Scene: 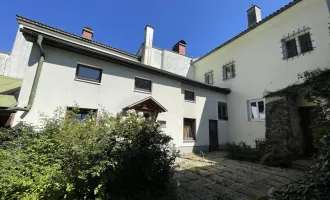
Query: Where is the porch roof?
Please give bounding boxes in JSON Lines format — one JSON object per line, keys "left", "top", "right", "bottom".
{"left": 122, "top": 96, "right": 167, "bottom": 113}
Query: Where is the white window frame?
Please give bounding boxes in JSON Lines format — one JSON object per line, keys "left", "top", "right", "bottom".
{"left": 247, "top": 98, "right": 265, "bottom": 121}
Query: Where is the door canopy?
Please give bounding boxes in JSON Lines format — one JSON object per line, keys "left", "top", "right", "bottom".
{"left": 122, "top": 96, "right": 167, "bottom": 113}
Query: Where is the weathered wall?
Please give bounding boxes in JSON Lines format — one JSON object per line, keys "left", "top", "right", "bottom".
{"left": 265, "top": 97, "right": 303, "bottom": 156}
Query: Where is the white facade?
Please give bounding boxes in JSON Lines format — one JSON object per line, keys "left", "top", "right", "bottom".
{"left": 12, "top": 41, "right": 227, "bottom": 152}
{"left": 193, "top": 0, "right": 330, "bottom": 146}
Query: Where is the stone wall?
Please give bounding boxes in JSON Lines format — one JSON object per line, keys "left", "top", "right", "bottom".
{"left": 265, "top": 97, "right": 304, "bottom": 156}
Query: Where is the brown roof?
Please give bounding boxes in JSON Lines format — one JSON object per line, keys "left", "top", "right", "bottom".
{"left": 193, "top": 0, "right": 302, "bottom": 63}
{"left": 16, "top": 15, "right": 138, "bottom": 59}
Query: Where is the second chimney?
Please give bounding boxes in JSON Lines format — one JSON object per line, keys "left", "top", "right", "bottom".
{"left": 82, "top": 26, "right": 94, "bottom": 40}
{"left": 172, "top": 40, "right": 187, "bottom": 55}
{"left": 247, "top": 5, "right": 261, "bottom": 27}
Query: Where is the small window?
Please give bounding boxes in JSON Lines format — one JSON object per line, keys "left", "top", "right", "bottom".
{"left": 184, "top": 90, "right": 195, "bottom": 102}
{"left": 285, "top": 38, "right": 298, "bottom": 59}
{"left": 76, "top": 64, "right": 102, "bottom": 83}
{"left": 204, "top": 71, "right": 214, "bottom": 85}
{"left": 183, "top": 118, "right": 196, "bottom": 140}
{"left": 299, "top": 33, "right": 313, "bottom": 53}
{"left": 135, "top": 77, "right": 152, "bottom": 92}
{"left": 158, "top": 120, "right": 166, "bottom": 128}
{"left": 248, "top": 99, "right": 265, "bottom": 120}
{"left": 218, "top": 102, "right": 228, "bottom": 120}
{"left": 222, "top": 62, "right": 236, "bottom": 81}
{"left": 67, "top": 107, "right": 97, "bottom": 122}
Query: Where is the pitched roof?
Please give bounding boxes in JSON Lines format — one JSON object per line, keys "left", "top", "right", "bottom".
{"left": 16, "top": 15, "right": 138, "bottom": 59}
{"left": 123, "top": 96, "right": 167, "bottom": 112}
{"left": 0, "top": 76, "right": 22, "bottom": 94}
{"left": 193, "top": 0, "right": 302, "bottom": 63}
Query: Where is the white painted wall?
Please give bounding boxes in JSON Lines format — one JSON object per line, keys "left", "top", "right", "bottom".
{"left": 0, "top": 52, "right": 10, "bottom": 76}
{"left": 194, "top": 0, "right": 330, "bottom": 147}
{"left": 13, "top": 45, "right": 227, "bottom": 152}
{"left": 5, "top": 26, "right": 33, "bottom": 79}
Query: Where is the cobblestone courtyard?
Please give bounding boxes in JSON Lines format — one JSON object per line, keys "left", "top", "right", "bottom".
{"left": 175, "top": 152, "right": 305, "bottom": 200}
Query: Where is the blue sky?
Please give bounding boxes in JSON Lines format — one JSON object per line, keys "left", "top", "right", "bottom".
{"left": 0, "top": 0, "right": 291, "bottom": 58}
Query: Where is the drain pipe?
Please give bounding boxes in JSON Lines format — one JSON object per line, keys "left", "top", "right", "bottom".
{"left": 6, "top": 35, "right": 44, "bottom": 112}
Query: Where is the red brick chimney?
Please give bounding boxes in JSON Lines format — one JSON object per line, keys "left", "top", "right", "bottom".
{"left": 82, "top": 26, "right": 94, "bottom": 40}
{"left": 172, "top": 40, "right": 186, "bottom": 55}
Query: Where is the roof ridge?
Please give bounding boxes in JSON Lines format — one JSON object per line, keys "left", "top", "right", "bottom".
{"left": 193, "top": 0, "right": 302, "bottom": 63}
{"left": 16, "top": 15, "right": 138, "bottom": 58}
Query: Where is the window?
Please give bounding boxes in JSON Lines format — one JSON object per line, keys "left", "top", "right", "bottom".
{"left": 218, "top": 102, "right": 228, "bottom": 120}
{"left": 76, "top": 64, "right": 102, "bottom": 83}
{"left": 204, "top": 71, "right": 214, "bottom": 85}
{"left": 158, "top": 120, "right": 166, "bottom": 128}
{"left": 184, "top": 90, "right": 195, "bottom": 102}
{"left": 135, "top": 77, "right": 152, "bottom": 92}
{"left": 67, "top": 107, "right": 97, "bottom": 122}
{"left": 285, "top": 38, "right": 298, "bottom": 59}
{"left": 299, "top": 33, "right": 313, "bottom": 53}
{"left": 281, "top": 27, "right": 314, "bottom": 60}
{"left": 183, "top": 118, "right": 196, "bottom": 140}
{"left": 222, "top": 61, "right": 236, "bottom": 80}
{"left": 248, "top": 99, "right": 265, "bottom": 120}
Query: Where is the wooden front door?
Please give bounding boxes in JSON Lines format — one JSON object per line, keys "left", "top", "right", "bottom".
{"left": 209, "top": 120, "right": 219, "bottom": 151}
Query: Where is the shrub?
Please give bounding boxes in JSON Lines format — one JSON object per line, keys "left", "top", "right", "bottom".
{"left": 0, "top": 108, "right": 178, "bottom": 200}
{"left": 226, "top": 142, "right": 264, "bottom": 163}
{"left": 260, "top": 151, "right": 292, "bottom": 168}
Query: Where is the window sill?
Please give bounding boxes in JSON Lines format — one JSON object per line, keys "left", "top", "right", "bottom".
{"left": 249, "top": 119, "right": 265, "bottom": 122}
{"left": 183, "top": 140, "right": 196, "bottom": 143}
{"left": 134, "top": 89, "right": 151, "bottom": 94}
{"left": 74, "top": 78, "right": 101, "bottom": 85}
{"left": 184, "top": 100, "right": 195, "bottom": 103}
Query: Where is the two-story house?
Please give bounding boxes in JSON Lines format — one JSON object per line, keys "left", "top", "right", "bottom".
{"left": 1, "top": 0, "right": 329, "bottom": 153}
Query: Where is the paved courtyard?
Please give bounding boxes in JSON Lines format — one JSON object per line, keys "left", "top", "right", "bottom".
{"left": 175, "top": 152, "right": 305, "bottom": 200}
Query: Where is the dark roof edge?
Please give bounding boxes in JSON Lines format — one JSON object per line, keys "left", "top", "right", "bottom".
{"left": 193, "top": 0, "right": 302, "bottom": 64}
{"left": 0, "top": 51, "right": 11, "bottom": 55}
{"left": 16, "top": 15, "right": 139, "bottom": 59}
{"left": 21, "top": 28, "right": 230, "bottom": 94}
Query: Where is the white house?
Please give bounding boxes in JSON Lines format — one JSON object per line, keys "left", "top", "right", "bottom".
{"left": 2, "top": 0, "right": 329, "bottom": 153}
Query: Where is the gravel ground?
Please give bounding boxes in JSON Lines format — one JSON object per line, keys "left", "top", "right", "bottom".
{"left": 174, "top": 151, "right": 305, "bottom": 200}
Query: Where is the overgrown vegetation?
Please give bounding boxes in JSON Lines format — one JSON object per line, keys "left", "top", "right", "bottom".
{"left": 226, "top": 142, "right": 264, "bottom": 163}
{"left": 266, "top": 69, "right": 330, "bottom": 200}
{"left": 0, "top": 109, "right": 178, "bottom": 200}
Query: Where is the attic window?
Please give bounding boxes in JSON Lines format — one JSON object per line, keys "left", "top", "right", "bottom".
{"left": 222, "top": 61, "right": 236, "bottom": 81}
{"left": 204, "top": 71, "right": 214, "bottom": 85}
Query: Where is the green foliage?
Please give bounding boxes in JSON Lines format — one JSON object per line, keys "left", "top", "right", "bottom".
{"left": 260, "top": 151, "right": 292, "bottom": 168}
{"left": 226, "top": 142, "right": 264, "bottom": 163}
{"left": 267, "top": 69, "right": 330, "bottom": 200}
{"left": 0, "top": 108, "right": 178, "bottom": 200}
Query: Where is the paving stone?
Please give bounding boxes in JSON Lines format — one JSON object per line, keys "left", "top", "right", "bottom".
{"left": 176, "top": 152, "right": 305, "bottom": 200}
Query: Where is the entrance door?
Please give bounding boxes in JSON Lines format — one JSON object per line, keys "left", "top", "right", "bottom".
{"left": 299, "top": 107, "right": 318, "bottom": 156}
{"left": 209, "top": 120, "right": 219, "bottom": 151}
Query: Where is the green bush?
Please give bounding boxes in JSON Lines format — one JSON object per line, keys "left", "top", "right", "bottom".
{"left": 260, "top": 151, "right": 292, "bottom": 168}
{"left": 226, "top": 142, "right": 264, "bottom": 163}
{"left": 0, "top": 108, "right": 178, "bottom": 200}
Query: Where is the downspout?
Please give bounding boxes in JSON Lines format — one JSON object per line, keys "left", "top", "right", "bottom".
{"left": 6, "top": 35, "right": 44, "bottom": 112}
